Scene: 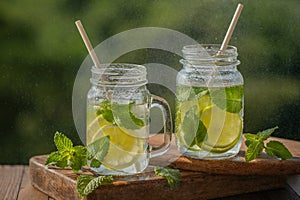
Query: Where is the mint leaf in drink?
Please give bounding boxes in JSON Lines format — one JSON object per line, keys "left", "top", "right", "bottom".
{"left": 244, "top": 126, "right": 293, "bottom": 162}
{"left": 54, "top": 132, "right": 73, "bottom": 153}
{"left": 112, "top": 102, "right": 145, "bottom": 129}
{"left": 129, "top": 110, "right": 145, "bottom": 127}
{"left": 77, "top": 174, "right": 113, "bottom": 197}
{"left": 154, "top": 166, "right": 181, "bottom": 190}
{"left": 181, "top": 106, "right": 198, "bottom": 147}
{"left": 265, "top": 141, "right": 293, "bottom": 160}
{"left": 195, "top": 121, "right": 207, "bottom": 147}
{"left": 210, "top": 85, "right": 243, "bottom": 113}
{"left": 96, "top": 101, "right": 115, "bottom": 124}
{"left": 87, "top": 136, "right": 110, "bottom": 166}
{"left": 245, "top": 140, "right": 264, "bottom": 162}
{"left": 224, "top": 85, "right": 243, "bottom": 113}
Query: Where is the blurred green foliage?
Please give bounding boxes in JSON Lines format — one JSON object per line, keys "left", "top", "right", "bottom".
{"left": 0, "top": 0, "right": 299, "bottom": 164}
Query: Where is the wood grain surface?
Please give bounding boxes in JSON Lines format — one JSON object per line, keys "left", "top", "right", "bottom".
{"left": 0, "top": 165, "right": 24, "bottom": 200}
{"left": 28, "top": 157, "right": 285, "bottom": 200}
{"left": 172, "top": 137, "right": 300, "bottom": 175}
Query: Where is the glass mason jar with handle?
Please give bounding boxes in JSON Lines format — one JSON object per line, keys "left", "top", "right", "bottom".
{"left": 176, "top": 44, "right": 244, "bottom": 159}
{"left": 87, "top": 63, "right": 172, "bottom": 175}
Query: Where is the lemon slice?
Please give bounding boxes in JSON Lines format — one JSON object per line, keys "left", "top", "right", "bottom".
{"left": 200, "top": 105, "right": 242, "bottom": 152}
{"left": 87, "top": 116, "right": 144, "bottom": 170}
{"left": 101, "top": 126, "right": 144, "bottom": 170}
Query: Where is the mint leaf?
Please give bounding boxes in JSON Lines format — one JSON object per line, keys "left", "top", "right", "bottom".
{"left": 210, "top": 85, "right": 243, "bottom": 113}
{"left": 244, "top": 126, "right": 292, "bottom": 162}
{"left": 45, "top": 151, "right": 61, "bottom": 166}
{"left": 46, "top": 132, "right": 87, "bottom": 172}
{"left": 245, "top": 140, "right": 264, "bottom": 162}
{"left": 90, "top": 159, "right": 102, "bottom": 168}
{"left": 69, "top": 146, "right": 87, "bottom": 172}
{"left": 244, "top": 133, "right": 257, "bottom": 141}
{"left": 96, "top": 101, "right": 114, "bottom": 123}
{"left": 244, "top": 133, "right": 256, "bottom": 147}
{"left": 223, "top": 85, "right": 243, "bottom": 113}
{"left": 257, "top": 126, "right": 279, "bottom": 141}
{"left": 181, "top": 106, "right": 198, "bottom": 147}
{"left": 195, "top": 121, "right": 207, "bottom": 146}
{"left": 265, "top": 141, "right": 293, "bottom": 160}
{"left": 129, "top": 110, "right": 145, "bottom": 127}
{"left": 54, "top": 132, "right": 73, "bottom": 153}
{"left": 154, "top": 166, "right": 181, "bottom": 190}
{"left": 112, "top": 103, "right": 145, "bottom": 129}
{"left": 77, "top": 175, "right": 113, "bottom": 197}
{"left": 87, "top": 136, "right": 110, "bottom": 164}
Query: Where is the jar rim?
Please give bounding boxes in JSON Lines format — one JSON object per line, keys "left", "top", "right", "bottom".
{"left": 90, "top": 63, "right": 148, "bottom": 86}
{"left": 182, "top": 44, "right": 237, "bottom": 56}
{"left": 181, "top": 44, "right": 239, "bottom": 66}
{"left": 91, "top": 63, "right": 146, "bottom": 75}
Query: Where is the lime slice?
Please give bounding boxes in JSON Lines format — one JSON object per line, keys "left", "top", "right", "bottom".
{"left": 200, "top": 105, "right": 242, "bottom": 153}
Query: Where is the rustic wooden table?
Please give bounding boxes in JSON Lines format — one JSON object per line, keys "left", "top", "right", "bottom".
{"left": 1, "top": 136, "right": 300, "bottom": 200}
{"left": 1, "top": 165, "right": 299, "bottom": 200}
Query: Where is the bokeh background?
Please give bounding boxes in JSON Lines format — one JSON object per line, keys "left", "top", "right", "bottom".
{"left": 0, "top": 0, "right": 299, "bottom": 164}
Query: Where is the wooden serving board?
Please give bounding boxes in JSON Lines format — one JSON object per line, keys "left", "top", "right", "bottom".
{"left": 29, "top": 137, "right": 300, "bottom": 200}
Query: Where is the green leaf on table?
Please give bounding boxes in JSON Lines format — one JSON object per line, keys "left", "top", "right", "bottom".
{"left": 77, "top": 174, "right": 113, "bottom": 197}
{"left": 90, "top": 158, "right": 102, "bottom": 168}
{"left": 87, "top": 136, "right": 110, "bottom": 165}
{"left": 245, "top": 140, "right": 264, "bottom": 162}
{"left": 54, "top": 132, "right": 73, "bottom": 153}
{"left": 69, "top": 146, "right": 87, "bottom": 172}
{"left": 154, "top": 166, "right": 181, "bottom": 190}
{"left": 244, "top": 126, "right": 292, "bottom": 162}
{"left": 257, "top": 126, "right": 279, "bottom": 141}
{"left": 265, "top": 140, "right": 293, "bottom": 160}
{"left": 46, "top": 132, "right": 87, "bottom": 172}
{"left": 45, "top": 151, "right": 61, "bottom": 166}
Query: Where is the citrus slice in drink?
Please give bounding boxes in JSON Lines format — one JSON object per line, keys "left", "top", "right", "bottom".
{"left": 87, "top": 117, "right": 144, "bottom": 170}
{"left": 102, "top": 125, "right": 144, "bottom": 170}
{"left": 200, "top": 105, "right": 242, "bottom": 153}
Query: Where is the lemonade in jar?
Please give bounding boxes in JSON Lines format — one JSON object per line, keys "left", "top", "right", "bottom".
{"left": 176, "top": 44, "right": 244, "bottom": 159}
{"left": 87, "top": 63, "right": 172, "bottom": 174}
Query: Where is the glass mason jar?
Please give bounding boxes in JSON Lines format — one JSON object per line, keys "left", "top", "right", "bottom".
{"left": 86, "top": 63, "right": 172, "bottom": 175}
{"left": 175, "top": 44, "right": 244, "bottom": 159}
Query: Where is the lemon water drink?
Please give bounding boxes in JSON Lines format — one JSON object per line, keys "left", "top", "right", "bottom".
{"left": 176, "top": 44, "right": 244, "bottom": 159}
{"left": 87, "top": 100, "right": 149, "bottom": 174}
{"left": 176, "top": 84, "right": 243, "bottom": 159}
{"left": 86, "top": 63, "right": 172, "bottom": 174}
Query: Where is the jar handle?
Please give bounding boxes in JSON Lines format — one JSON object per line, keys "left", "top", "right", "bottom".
{"left": 149, "top": 95, "right": 172, "bottom": 157}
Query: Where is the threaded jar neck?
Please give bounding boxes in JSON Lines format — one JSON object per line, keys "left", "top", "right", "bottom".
{"left": 90, "top": 63, "right": 148, "bottom": 87}
{"left": 181, "top": 44, "right": 240, "bottom": 68}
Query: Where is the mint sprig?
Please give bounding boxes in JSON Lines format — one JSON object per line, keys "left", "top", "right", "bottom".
{"left": 245, "top": 126, "right": 293, "bottom": 162}
{"left": 46, "top": 133, "right": 183, "bottom": 197}
{"left": 45, "top": 132, "right": 87, "bottom": 172}
{"left": 77, "top": 175, "right": 113, "bottom": 198}
{"left": 154, "top": 166, "right": 181, "bottom": 190}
